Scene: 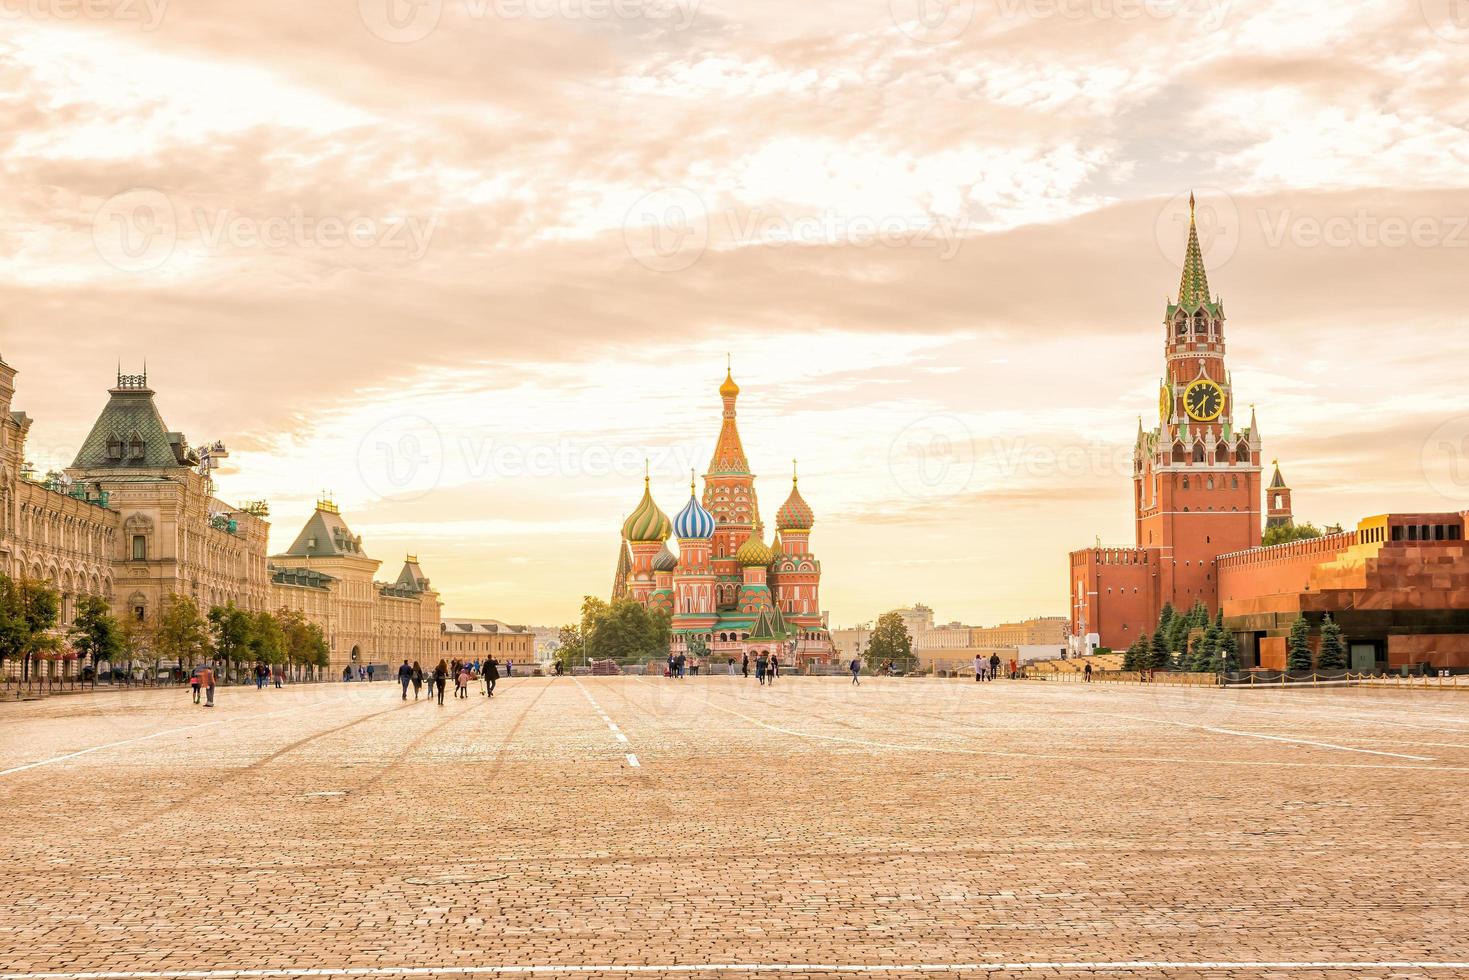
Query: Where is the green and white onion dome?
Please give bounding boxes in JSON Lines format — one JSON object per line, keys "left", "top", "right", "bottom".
{"left": 622, "top": 478, "right": 672, "bottom": 543}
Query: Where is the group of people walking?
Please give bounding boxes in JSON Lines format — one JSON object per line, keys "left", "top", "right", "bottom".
{"left": 396, "top": 658, "right": 503, "bottom": 705}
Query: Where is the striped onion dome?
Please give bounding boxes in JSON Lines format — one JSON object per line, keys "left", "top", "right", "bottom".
{"left": 672, "top": 480, "right": 716, "bottom": 540}
{"left": 621, "top": 477, "right": 671, "bottom": 543}
{"left": 736, "top": 525, "right": 774, "bottom": 567}
{"left": 651, "top": 543, "right": 679, "bottom": 573}
{"left": 775, "top": 474, "right": 814, "bottom": 531}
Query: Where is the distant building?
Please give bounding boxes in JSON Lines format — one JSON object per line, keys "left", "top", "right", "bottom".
{"left": 438, "top": 618, "right": 536, "bottom": 668}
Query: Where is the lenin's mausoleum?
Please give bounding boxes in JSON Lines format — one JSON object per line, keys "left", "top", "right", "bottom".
{"left": 1070, "top": 197, "right": 1469, "bottom": 673}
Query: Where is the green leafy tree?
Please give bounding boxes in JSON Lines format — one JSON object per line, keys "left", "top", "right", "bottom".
{"left": 248, "top": 611, "right": 286, "bottom": 666}
{"left": 208, "top": 602, "right": 253, "bottom": 681}
{"left": 1263, "top": 522, "right": 1325, "bottom": 547}
{"left": 69, "top": 595, "right": 124, "bottom": 680}
{"left": 584, "top": 599, "right": 668, "bottom": 663}
{"left": 277, "top": 609, "right": 328, "bottom": 679}
{"left": 154, "top": 595, "right": 212, "bottom": 672}
{"left": 864, "top": 611, "right": 913, "bottom": 672}
{"left": 556, "top": 623, "right": 583, "bottom": 668}
{"left": 1286, "top": 614, "right": 1313, "bottom": 671}
{"left": 0, "top": 576, "right": 62, "bottom": 678}
{"left": 1317, "top": 614, "right": 1347, "bottom": 671}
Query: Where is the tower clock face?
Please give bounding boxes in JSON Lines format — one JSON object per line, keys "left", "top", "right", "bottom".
{"left": 1183, "top": 379, "right": 1225, "bottom": 422}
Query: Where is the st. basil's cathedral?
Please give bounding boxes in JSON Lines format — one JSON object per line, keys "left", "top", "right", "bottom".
{"left": 612, "top": 368, "right": 835, "bottom": 664}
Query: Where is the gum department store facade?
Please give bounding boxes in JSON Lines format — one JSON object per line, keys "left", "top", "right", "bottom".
{"left": 0, "top": 351, "right": 529, "bottom": 672}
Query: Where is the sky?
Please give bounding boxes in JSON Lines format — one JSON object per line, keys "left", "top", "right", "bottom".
{"left": 2, "top": 0, "right": 1468, "bottom": 629}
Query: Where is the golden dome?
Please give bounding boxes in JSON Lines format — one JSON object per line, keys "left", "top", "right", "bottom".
{"left": 720, "top": 367, "right": 740, "bottom": 399}
{"left": 736, "top": 525, "right": 773, "bottom": 567}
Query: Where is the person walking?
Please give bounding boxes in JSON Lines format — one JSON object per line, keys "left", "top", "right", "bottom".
{"left": 273, "top": 664, "right": 284, "bottom": 688}
{"left": 199, "top": 663, "right": 217, "bottom": 707}
{"left": 1084, "top": 660, "right": 1093, "bottom": 683}
{"left": 484, "top": 657, "right": 500, "bottom": 698}
{"left": 727, "top": 657, "right": 736, "bottom": 676}
{"left": 768, "top": 652, "right": 780, "bottom": 684}
{"left": 974, "top": 654, "right": 984, "bottom": 683}
{"left": 989, "top": 653, "right": 1001, "bottom": 682}
{"left": 432, "top": 660, "right": 448, "bottom": 705}
{"left": 189, "top": 667, "right": 202, "bottom": 704}
{"left": 754, "top": 652, "right": 768, "bottom": 686}
{"left": 741, "top": 653, "right": 750, "bottom": 679}
{"left": 366, "top": 664, "right": 375, "bottom": 683}
{"left": 411, "top": 661, "right": 424, "bottom": 700}
{"left": 398, "top": 660, "right": 413, "bottom": 700}
{"left": 849, "top": 657, "right": 861, "bottom": 686}
{"left": 456, "top": 664, "right": 471, "bottom": 699}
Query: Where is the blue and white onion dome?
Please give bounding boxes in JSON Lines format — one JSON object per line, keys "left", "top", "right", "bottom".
{"left": 672, "top": 477, "right": 716, "bottom": 540}
{"left": 651, "top": 543, "right": 679, "bottom": 573}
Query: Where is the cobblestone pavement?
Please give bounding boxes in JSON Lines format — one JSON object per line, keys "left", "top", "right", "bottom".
{"left": 1, "top": 676, "right": 1466, "bottom": 979}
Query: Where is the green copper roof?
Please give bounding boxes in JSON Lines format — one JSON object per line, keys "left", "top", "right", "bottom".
{"left": 281, "top": 505, "right": 367, "bottom": 558}
{"left": 72, "top": 382, "right": 190, "bottom": 470}
{"left": 1170, "top": 193, "right": 1223, "bottom": 316}
{"left": 622, "top": 477, "right": 672, "bottom": 543}
{"left": 748, "top": 606, "right": 789, "bottom": 643}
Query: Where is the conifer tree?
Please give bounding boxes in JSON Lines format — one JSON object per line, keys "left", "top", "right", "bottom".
{"left": 1317, "top": 614, "right": 1347, "bottom": 671}
{"left": 1148, "top": 629, "right": 1172, "bottom": 671}
{"left": 1122, "top": 637, "right": 1141, "bottom": 672}
{"left": 1285, "top": 615, "right": 1313, "bottom": 671}
{"left": 1218, "top": 627, "right": 1240, "bottom": 673}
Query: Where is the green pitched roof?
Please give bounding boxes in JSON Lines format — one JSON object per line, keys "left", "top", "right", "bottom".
{"left": 281, "top": 505, "right": 367, "bottom": 558}
{"left": 748, "top": 606, "right": 789, "bottom": 643}
{"left": 1169, "top": 191, "right": 1216, "bottom": 314}
{"left": 72, "top": 383, "right": 190, "bottom": 470}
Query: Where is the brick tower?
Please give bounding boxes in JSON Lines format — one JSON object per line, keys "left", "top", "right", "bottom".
{"left": 1070, "top": 194, "right": 1265, "bottom": 651}
{"left": 1266, "top": 461, "right": 1293, "bottom": 530}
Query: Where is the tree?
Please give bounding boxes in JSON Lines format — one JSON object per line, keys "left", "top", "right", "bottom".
{"left": 69, "top": 595, "right": 124, "bottom": 681}
{"left": 0, "top": 576, "right": 62, "bottom": 679}
{"left": 208, "top": 602, "right": 253, "bottom": 681}
{"left": 1286, "top": 614, "right": 1313, "bottom": 671}
{"left": 277, "top": 609, "right": 328, "bottom": 678}
{"left": 1263, "top": 522, "right": 1325, "bottom": 547}
{"left": 584, "top": 599, "right": 667, "bottom": 663}
{"left": 154, "top": 596, "right": 212, "bottom": 672}
{"left": 1122, "top": 636, "right": 1142, "bottom": 671}
{"left": 1148, "top": 628, "right": 1172, "bottom": 671}
{"left": 1188, "top": 621, "right": 1220, "bottom": 673}
{"left": 865, "top": 611, "right": 913, "bottom": 671}
{"left": 248, "top": 611, "right": 286, "bottom": 667}
{"left": 556, "top": 623, "right": 583, "bottom": 667}
{"left": 1317, "top": 614, "right": 1347, "bottom": 671}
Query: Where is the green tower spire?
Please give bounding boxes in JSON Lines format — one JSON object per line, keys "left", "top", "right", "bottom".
{"left": 1176, "top": 191, "right": 1211, "bottom": 310}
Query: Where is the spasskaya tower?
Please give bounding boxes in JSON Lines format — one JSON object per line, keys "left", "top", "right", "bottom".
{"left": 1070, "top": 194, "right": 1264, "bottom": 652}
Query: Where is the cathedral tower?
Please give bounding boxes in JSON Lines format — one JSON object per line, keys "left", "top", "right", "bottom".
{"left": 1266, "top": 461, "right": 1294, "bottom": 530}
{"left": 703, "top": 365, "right": 759, "bottom": 608}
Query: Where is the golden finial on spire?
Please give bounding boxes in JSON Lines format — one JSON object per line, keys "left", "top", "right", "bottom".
{"left": 644, "top": 458, "right": 650, "bottom": 487}
{"left": 792, "top": 458, "right": 798, "bottom": 485}
{"left": 689, "top": 468, "right": 696, "bottom": 495}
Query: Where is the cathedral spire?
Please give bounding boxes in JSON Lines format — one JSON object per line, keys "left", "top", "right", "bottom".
{"left": 1177, "top": 191, "right": 1212, "bottom": 310}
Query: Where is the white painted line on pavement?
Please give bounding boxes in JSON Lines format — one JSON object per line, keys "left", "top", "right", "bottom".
{"left": 1099, "top": 712, "right": 1436, "bottom": 761}
{"left": 0, "top": 698, "right": 334, "bottom": 779}
{"left": 4, "top": 960, "right": 1468, "bottom": 977}
{"left": 625, "top": 754, "right": 640, "bottom": 767}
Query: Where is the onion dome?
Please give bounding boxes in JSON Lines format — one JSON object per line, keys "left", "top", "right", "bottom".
{"left": 775, "top": 466, "right": 814, "bottom": 531}
{"left": 720, "top": 365, "right": 740, "bottom": 399}
{"left": 622, "top": 475, "right": 671, "bottom": 543}
{"left": 736, "top": 524, "right": 773, "bottom": 567}
{"left": 672, "top": 475, "right": 716, "bottom": 540}
{"left": 651, "top": 543, "right": 679, "bottom": 573}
